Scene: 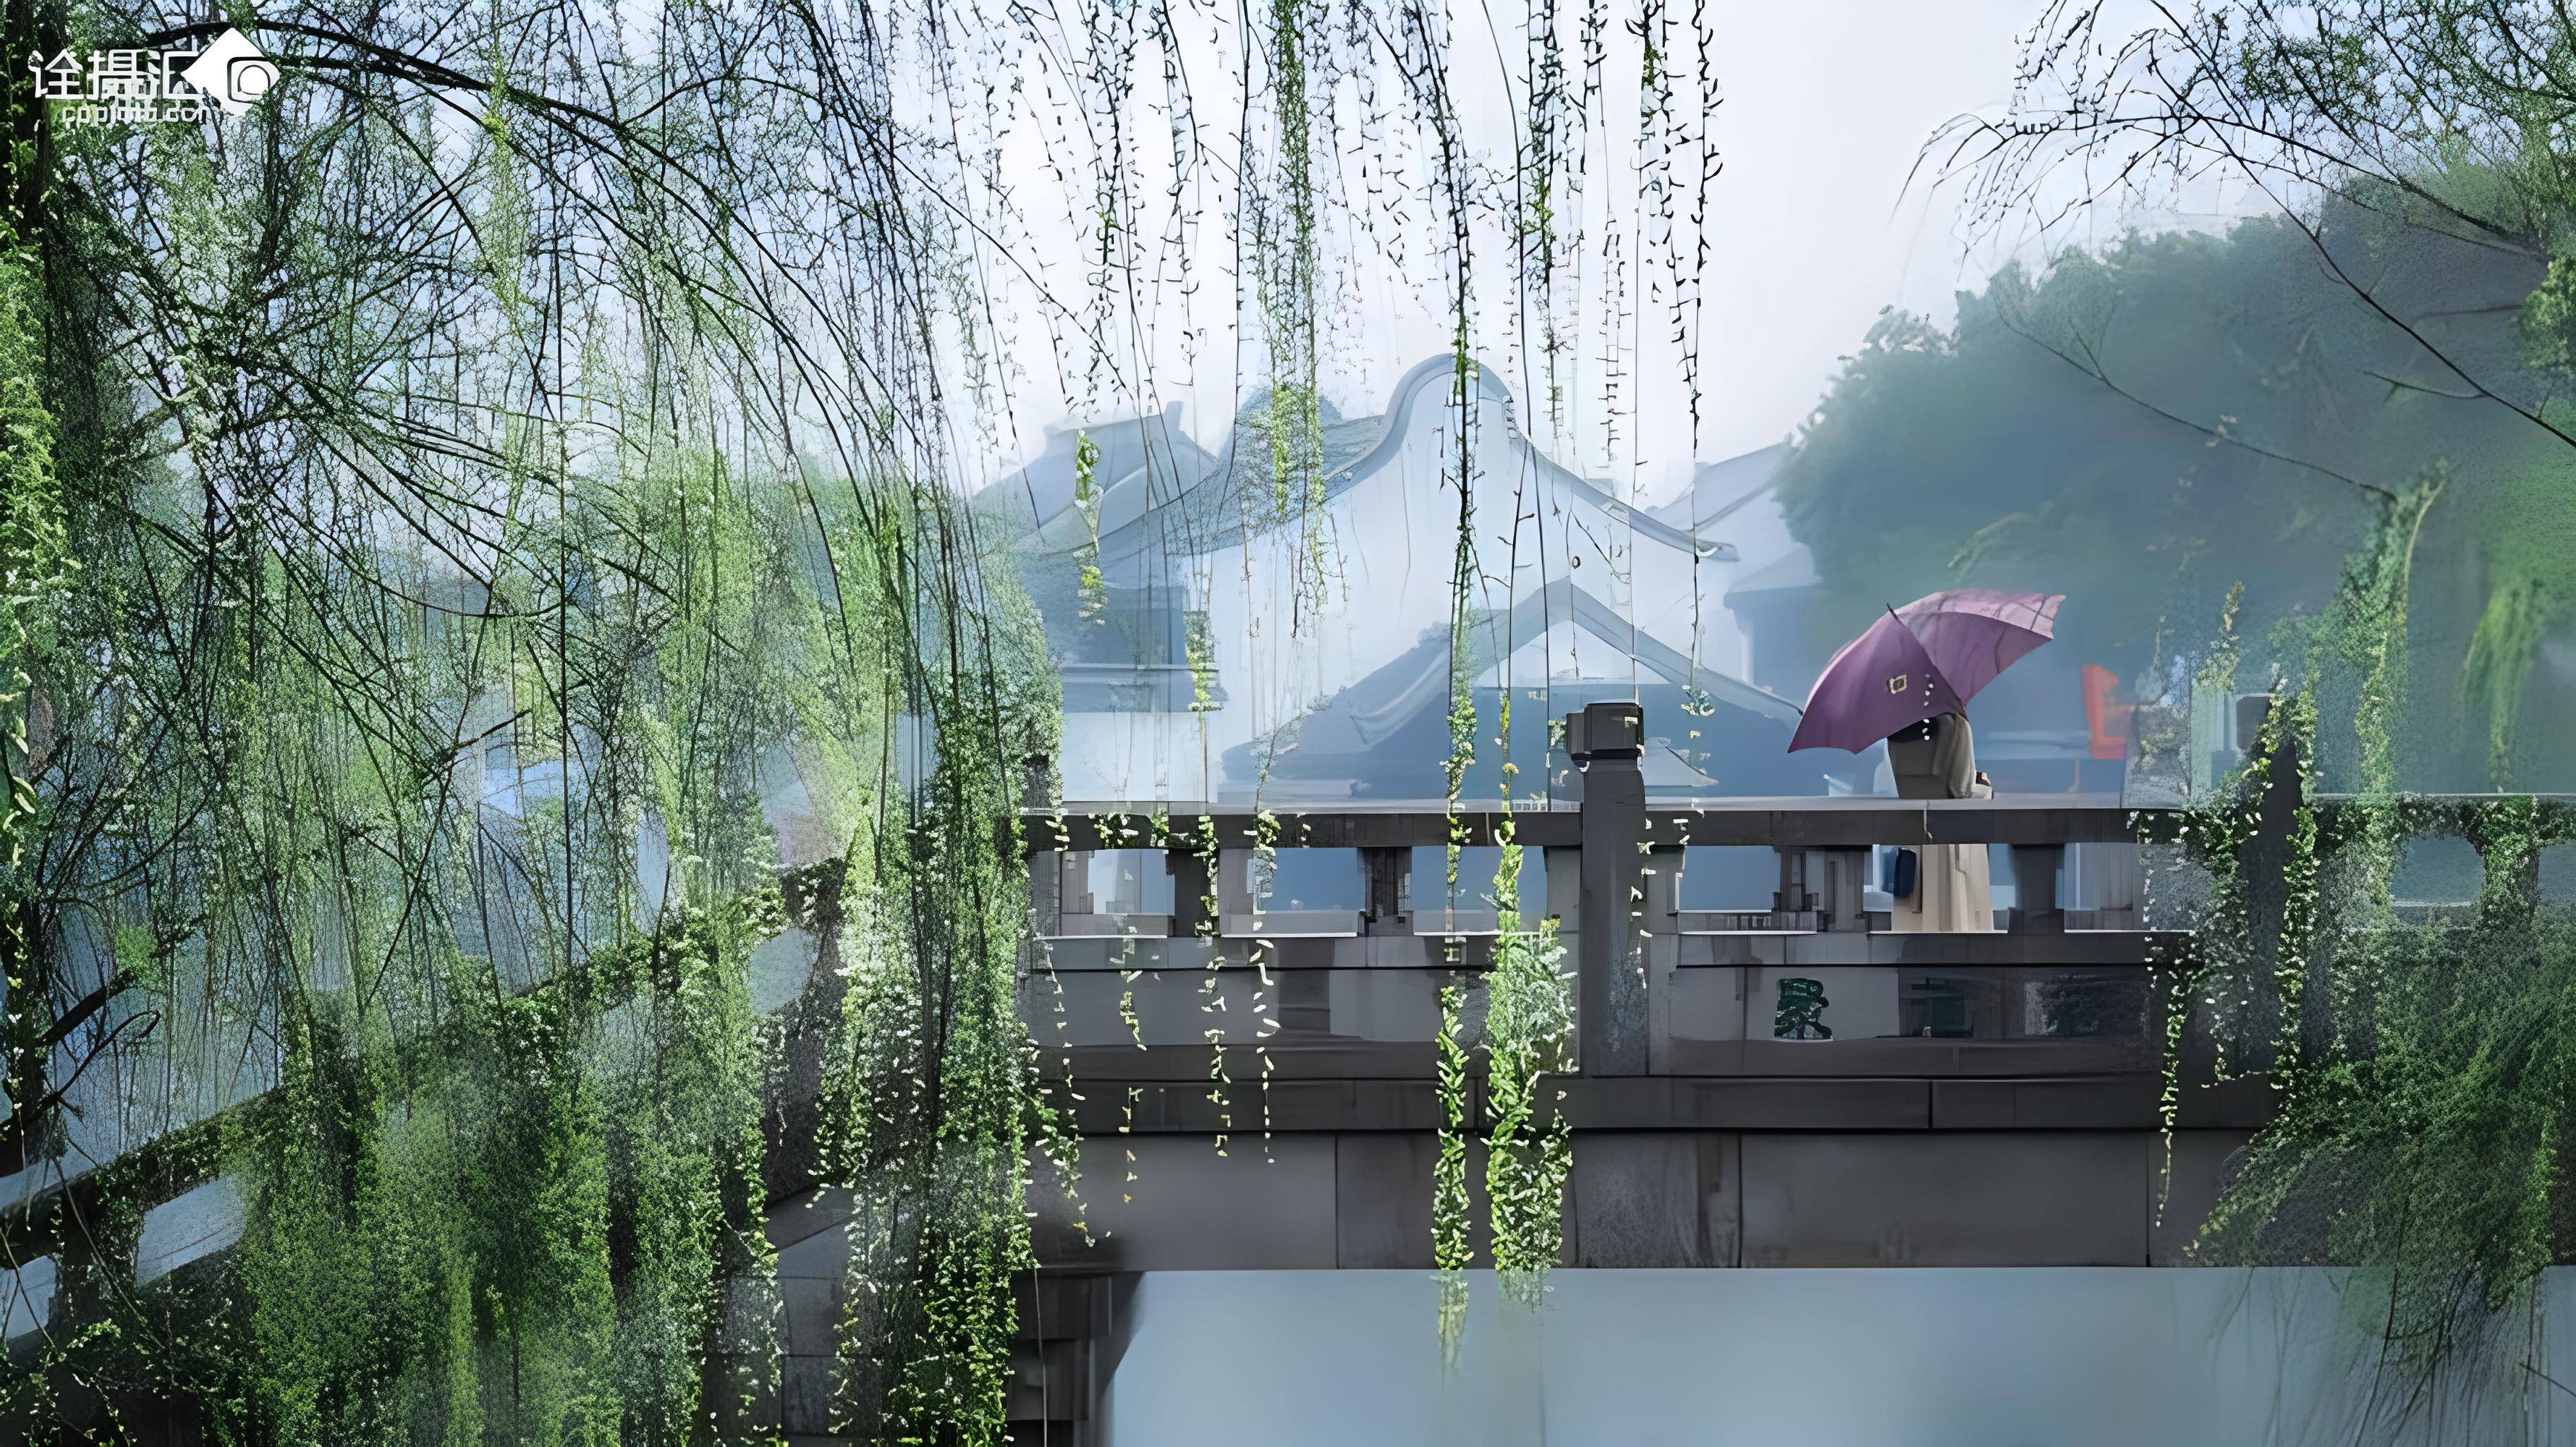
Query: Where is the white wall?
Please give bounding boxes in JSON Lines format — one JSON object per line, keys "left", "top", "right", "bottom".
{"left": 1064, "top": 362, "right": 1761, "bottom": 802}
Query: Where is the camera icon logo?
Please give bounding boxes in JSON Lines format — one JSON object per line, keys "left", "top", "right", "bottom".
{"left": 180, "top": 27, "right": 276, "bottom": 116}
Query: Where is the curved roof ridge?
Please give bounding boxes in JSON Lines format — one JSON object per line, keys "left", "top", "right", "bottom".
{"left": 1098, "top": 356, "right": 1517, "bottom": 559}
{"left": 1095, "top": 356, "right": 1755, "bottom": 564}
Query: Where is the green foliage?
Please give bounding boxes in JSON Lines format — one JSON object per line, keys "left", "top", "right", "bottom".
{"left": 2194, "top": 832, "right": 2576, "bottom": 1407}
{"left": 0, "top": 0, "right": 1110, "bottom": 1417}
{"left": 1897, "top": 0, "right": 2576, "bottom": 1422}
{"left": 1, "top": 232, "right": 71, "bottom": 1196}
{"left": 1251, "top": 0, "right": 1332, "bottom": 617}
{"left": 1431, "top": 980, "right": 1473, "bottom": 1352}
{"left": 234, "top": 990, "right": 620, "bottom": 1443}
{"left": 1428, "top": 703, "right": 1573, "bottom": 1333}
{"left": 2149, "top": 495, "right": 2576, "bottom": 1430}
{"left": 0, "top": 240, "right": 69, "bottom": 875}
{"left": 818, "top": 485, "right": 1062, "bottom": 1445}
{"left": 4, "top": 278, "right": 1050, "bottom": 1440}
{"left": 1481, "top": 826, "right": 1570, "bottom": 1302}
{"left": 2516, "top": 257, "right": 2576, "bottom": 373}
{"left": 1074, "top": 431, "right": 1106, "bottom": 624}
{"left": 187, "top": 437, "right": 843, "bottom": 1442}
{"left": 609, "top": 904, "right": 779, "bottom": 1441}
{"left": 2462, "top": 572, "right": 2553, "bottom": 784}
{"left": 1184, "top": 611, "right": 1219, "bottom": 713}
{"left": 0, "top": 0, "right": 1753, "bottom": 1432}
{"left": 1781, "top": 224, "right": 2573, "bottom": 791}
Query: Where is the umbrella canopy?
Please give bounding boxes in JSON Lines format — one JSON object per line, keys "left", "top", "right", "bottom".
{"left": 1787, "top": 588, "right": 2064, "bottom": 754}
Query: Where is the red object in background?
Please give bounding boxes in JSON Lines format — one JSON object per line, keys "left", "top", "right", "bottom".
{"left": 2082, "top": 664, "right": 2133, "bottom": 760}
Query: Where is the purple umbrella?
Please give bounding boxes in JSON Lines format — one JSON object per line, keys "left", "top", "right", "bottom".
{"left": 1787, "top": 589, "right": 2064, "bottom": 754}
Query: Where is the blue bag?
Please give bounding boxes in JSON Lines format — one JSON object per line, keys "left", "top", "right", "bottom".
{"left": 1885, "top": 847, "right": 1918, "bottom": 901}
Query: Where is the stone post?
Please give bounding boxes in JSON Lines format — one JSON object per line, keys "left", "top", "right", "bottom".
{"left": 1569, "top": 702, "right": 1649, "bottom": 1075}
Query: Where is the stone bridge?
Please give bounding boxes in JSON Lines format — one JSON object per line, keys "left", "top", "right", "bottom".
{"left": 13, "top": 702, "right": 2497, "bottom": 1443}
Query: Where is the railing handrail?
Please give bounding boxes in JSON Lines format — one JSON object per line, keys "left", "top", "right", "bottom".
{"left": 1025, "top": 792, "right": 2576, "bottom": 854}
{"left": 1025, "top": 798, "right": 2150, "bottom": 852}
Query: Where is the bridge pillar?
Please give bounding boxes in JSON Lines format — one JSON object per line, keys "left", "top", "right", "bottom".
{"left": 1569, "top": 702, "right": 1650, "bottom": 1075}
{"left": 1166, "top": 846, "right": 1211, "bottom": 937}
{"left": 1359, "top": 846, "right": 1411, "bottom": 934}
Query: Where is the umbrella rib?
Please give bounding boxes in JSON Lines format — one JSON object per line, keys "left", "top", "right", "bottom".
{"left": 1887, "top": 603, "right": 1960, "bottom": 712}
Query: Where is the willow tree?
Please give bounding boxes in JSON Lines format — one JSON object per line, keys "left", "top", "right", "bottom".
{"left": 0, "top": 0, "right": 1067, "bottom": 1436}
{"left": 1933, "top": 1, "right": 2576, "bottom": 1430}
{"left": 0, "top": 0, "right": 1733, "bottom": 1436}
{"left": 1938, "top": 0, "right": 2576, "bottom": 789}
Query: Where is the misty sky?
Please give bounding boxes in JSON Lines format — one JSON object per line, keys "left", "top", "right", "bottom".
{"left": 954, "top": 0, "right": 2234, "bottom": 505}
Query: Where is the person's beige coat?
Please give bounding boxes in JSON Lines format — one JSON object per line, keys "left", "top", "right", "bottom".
{"left": 1887, "top": 711, "right": 1995, "bottom": 933}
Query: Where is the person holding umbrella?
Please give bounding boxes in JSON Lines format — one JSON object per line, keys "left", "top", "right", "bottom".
{"left": 1788, "top": 590, "right": 2064, "bottom": 933}
{"left": 1884, "top": 710, "right": 1993, "bottom": 932}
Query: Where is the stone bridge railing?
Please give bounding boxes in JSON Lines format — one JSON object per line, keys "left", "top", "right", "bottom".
{"left": 1016, "top": 703, "right": 2201, "bottom": 1289}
